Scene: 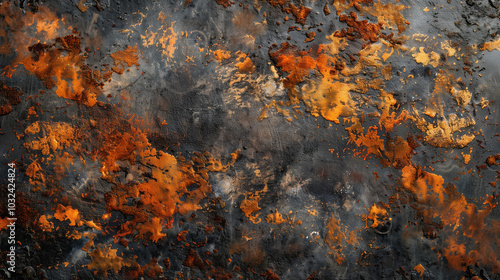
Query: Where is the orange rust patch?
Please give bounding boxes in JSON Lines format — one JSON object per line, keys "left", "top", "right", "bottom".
{"left": 21, "top": 35, "right": 103, "bottom": 106}
{"left": 0, "top": 217, "right": 10, "bottom": 230}
{"left": 261, "top": 269, "right": 280, "bottom": 280}
{"left": 366, "top": 204, "right": 390, "bottom": 229}
{"left": 0, "top": 82, "right": 22, "bottom": 115}
{"left": 486, "top": 154, "right": 500, "bottom": 166}
{"left": 105, "top": 147, "right": 237, "bottom": 241}
{"left": 54, "top": 204, "right": 81, "bottom": 226}
{"left": 415, "top": 112, "right": 475, "bottom": 148}
{"left": 0, "top": 3, "right": 68, "bottom": 76}
{"left": 400, "top": 164, "right": 499, "bottom": 272}
{"left": 414, "top": 264, "right": 425, "bottom": 276}
{"left": 240, "top": 196, "right": 261, "bottom": 224}
{"left": 24, "top": 121, "right": 76, "bottom": 156}
{"left": 86, "top": 244, "right": 131, "bottom": 276}
{"left": 236, "top": 57, "right": 256, "bottom": 74}
{"left": 332, "top": 0, "right": 373, "bottom": 15}
{"left": 325, "top": 216, "right": 346, "bottom": 265}
{"left": 110, "top": 45, "right": 140, "bottom": 74}
{"left": 482, "top": 37, "right": 500, "bottom": 52}
{"left": 361, "top": 0, "right": 409, "bottom": 34}
{"left": 265, "top": 209, "right": 286, "bottom": 224}
{"left": 214, "top": 49, "right": 231, "bottom": 61}
{"left": 336, "top": 11, "right": 381, "bottom": 44}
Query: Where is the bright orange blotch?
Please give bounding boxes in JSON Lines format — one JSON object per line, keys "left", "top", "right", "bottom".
{"left": 21, "top": 35, "right": 103, "bottom": 106}
{"left": 54, "top": 204, "right": 81, "bottom": 226}
{"left": 105, "top": 148, "right": 236, "bottom": 242}
{"left": 235, "top": 51, "right": 255, "bottom": 74}
{"left": 365, "top": 204, "right": 390, "bottom": 229}
{"left": 38, "top": 215, "right": 54, "bottom": 232}
{"left": 214, "top": 49, "right": 231, "bottom": 61}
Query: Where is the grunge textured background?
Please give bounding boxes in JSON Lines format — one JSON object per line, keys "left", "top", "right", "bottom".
{"left": 0, "top": 0, "right": 499, "bottom": 279}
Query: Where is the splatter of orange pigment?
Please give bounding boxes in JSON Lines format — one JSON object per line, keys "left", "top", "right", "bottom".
{"left": 21, "top": 35, "right": 103, "bottom": 106}
{"left": 141, "top": 12, "right": 177, "bottom": 61}
{"left": 110, "top": 45, "right": 140, "bottom": 74}
{"left": 86, "top": 244, "right": 131, "bottom": 276}
{"left": 346, "top": 124, "right": 384, "bottom": 159}
{"left": 0, "top": 81, "right": 22, "bottom": 115}
{"left": 215, "top": 0, "right": 233, "bottom": 8}
{"left": 302, "top": 79, "right": 357, "bottom": 123}
{"left": 428, "top": 71, "right": 472, "bottom": 108}
{"left": 214, "top": 49, "right": 231, "bottom": 61}
{"left": 183, "top": 248, "right": 206, "bottom": 270}
{"left": 345, "top": 114, "right": 412, "bottom": 168}
{"left": 261, "top": 269, "right": 280, "bottom": 280}
{"left": 25, "top": 160, "right": 46, "bottom": 191}
{"left": 266, "top": 40, "right": 357, "bottom": 122}
{"left": 377, "top": 90, "right": 412, "bottom": 133}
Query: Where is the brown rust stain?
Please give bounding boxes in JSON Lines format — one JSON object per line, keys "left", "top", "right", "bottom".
{"left": 0, "top": 82, "right": 22, "bottom": 115}
{"left": 240, "top": 196, "right": 262, "bottom": 224}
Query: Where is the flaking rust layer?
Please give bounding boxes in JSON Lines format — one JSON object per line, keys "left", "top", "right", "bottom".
{"left": 0, "top": 0, "right": 499, "bottom": 279}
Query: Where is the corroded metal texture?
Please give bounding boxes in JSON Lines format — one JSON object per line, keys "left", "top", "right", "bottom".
{"left": 0, "top": 0, "right": 499, "bottom": 279}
